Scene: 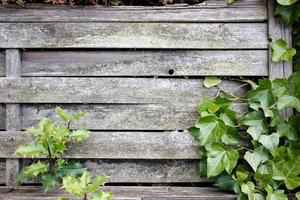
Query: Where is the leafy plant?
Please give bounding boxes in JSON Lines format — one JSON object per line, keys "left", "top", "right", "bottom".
{"left": 59, "top": 171, "right": 112, "bottom": 200}
{"left": 189, "top": 72, "right": 300, "bottom": 199}
{"left": 15, "top": 107, "right": 91, "bottom": 191}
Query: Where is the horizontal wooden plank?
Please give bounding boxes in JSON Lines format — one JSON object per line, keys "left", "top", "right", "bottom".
{"left": 20, "top": 159, "right": 206, "bottom": 183}
{"left": 0, "top": 131, "right": 200, "bottom": 159}
{"left": 20, "top": 103, "right": 246, "bottom": 130}
{"left": 0, "top": 186, "right": 236, "bottom": 200}
{"left": 0, "top": 78, "right": 247, "bottom": 104}
{"left": 21, "top": 50, "right": 268, "bottom": 77}
{"left": 0, "top": 52, "right": 4, "bottom": 77}
{"left": 0, "top": 23, "right": 268, "bottom": 49}
{"left": 0, "top": 0, "right": 266, "bottom": 22}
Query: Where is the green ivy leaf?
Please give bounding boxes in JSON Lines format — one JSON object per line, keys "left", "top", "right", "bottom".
{"left": 241, "top": 182, "right": 265, "bottom": 200}
{"left": 220, "top": 110, "right": 238, "bottom": 127}
{"left": 90, "top": 191, "right": 112, "bottom": 200}
{"left": 265, "top": 184, "right": 288, "bottom": 200}
{"left": 277, "top": 0, "right": 298, "bottom": 6}
{"left": 194, "top": 116, "right": 226, "bottom": 145}
{"left": 23, "top": 161, "right": 48, "bottom": 176}
{"left": 258, "top": 133, "right": 280, "bottom": 152}
{"left": 70, "top": 129, "right": 91, "bottom": 141}
{"left": 241, "top": 111, "right": 268, "bottom": 139}
{"left": 221, "top": 127, "right": 241, "bottom": 145}
{"left": 275, "top": 4, "right": 300, "bottom": 26}
{"left": 72, "top": 111, "right": 87, "bottom": 121}
{"left": 216, "top": 175, "right": 237, "bottom": 192}
{"left": 272, "top": 155, "right": 300, "bottom": 190}
{"left": 277, "top": 94, "right": 300, "bottom": 112}
{"left": 271, "top": 39, "right": 296, "bottom": 62}
{"left": 227, "top": 0, "right": 235, "bottom": 4}
{"left": 244, "top": 146, "right": 270, "bottom": 171}
{"left": 289, "top": 72, "right": 300, "bottom": 99}
{"left": 87, "top": 176, "right": 108, "bottom": 193}
{"left": 271, "top": 78, "right": 288, "bottom": 98}
{"left": 203, "top": 77, "right": 221, "bottom": 88}
{"left": 205, "top": 142, "right": 239, "bottom": 177}
{"left": 254, "top": 161, "right": 273, "bottom": 184}
{"left": 15, "top": 143, "right": 45, "bottom": 157}
{"left": 296, "top": 191, "right": 300, "bottom": 200}
{"left": 199, "top": 160, "right": 207, "bottom": 177}
{"left": 61, "top": 162, "right": 86, "bottom": 177}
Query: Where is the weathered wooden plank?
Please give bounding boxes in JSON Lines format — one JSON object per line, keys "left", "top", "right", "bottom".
{"left": 0, "top": 52, "right": 4, "bottom": 77}
{"left": 20, "top": 159, "right": 205, "bottom": 183}
{"left": 21, "top": 103, "right": 246, "bottom": 130}
{"left": 0, "top": 186, "right": 236, "bottom": 200}
{"left": 5, "top": 49, "right": 21, "bottom": 186}
{"left": 0, "top": 0, "right": 266, "bottom": 23}
{"left": 0, "top": 105, "right": 5, "bottom": 130}
{"left": 21, "top": 50, "right": 268, "bottom": 77}
{"left": 0, "top": 131, "right": 200, "bottom": 159}
{"left": 0, "top": 23, "right": 268, "bottom": 49}
{"left": 0, "top": 159, "right": 6, "bottom": 184}
{"left": 0, "top": 78, "right": 247, "bottom": 104}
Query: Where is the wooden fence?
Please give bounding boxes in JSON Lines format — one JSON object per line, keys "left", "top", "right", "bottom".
{"left": 0, "top": 0, "right": 292, "bottom": 198}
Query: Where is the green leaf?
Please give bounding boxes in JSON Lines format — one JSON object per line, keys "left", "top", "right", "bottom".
{"left": 55, "top": 106, "right": 72, "bottom": 122}
{"left": 87, "top": 176, "right": 108, "bottom": 193}
{"left": 70, "top": 129, "right": 91, "bottom": 141}
{"left": 227, "top": 0, "right": 235, "bottom": 4}
{"left": 80, "top": 171, "right": 90, "bottom": 188}
{"left": 72, "top": 111, "right": 87, "bottom": 121}
{"left": 194, "top": 116, "right": 226, "bottom": 145}
{"left": 90, "top": 191, "right": 112, "bottom": 200}
{"left": 199, "top": 160, "right": 207, "bottom": 177}
{"left": 289, "top": 72, "right": 300, "bottom": 99}
{"left": 254, "top": 161, "right": 273, "bottom": 183}
{"left": 277, "top": 95, "right": 300, "bottom": 112}
{"left": 296, "top": 192, "right": 300, "bottom": 200}
{"left": 277, "top": 0, "right": 298, "bottom": 6}
{"left": 241, "top": 111, "right": 267, "bottom": 138}
{"left": 271, "top": 39, "right": 296, "bottom": 62}
{"left": 23, "top": 161, "right": 48, "bottom": 176}
{"left": 275, "top": 4, "right": 300, "bottom": 26}
{"left": 61, "top": 162, "right": 86, "bottom": 177}
{"left": 265, "top": 185, "right": 288, "bottom": 200}
{"left": 62, "top": 176, "right": 84, "bottom": 197}
{"left": 221, "top": 128, "right": 241, "bottom": 145}
{"left": 272, "top": 156, "right": 300, "bottom": 190}
{"left": 241, "top": 181, "right": 255, "bottom": 195}
{"left": 203, "top": 77, "right": 221, "bottom": 88}
{"left": 215, "top": 175, "right": 237, "bottom": 192}
{"left": 244, "top": 146, "right": 270, "bottom": 171}
{"left": 205, "top": 142, "right": 239, "bottom": 177}
{"left": 272, "top": 78, "right": 288, "bottom": 98}
{"left": 258, "top": 133, "right": 280, "bottom": 152}
{"left": 220, "top": 110, "right": 238, "bottom": 127}
{"left": 41, "top": 173, "right": 58, "bottom": 192}
{"left": 15, "top": 143, "right": 45, "bottom": 157}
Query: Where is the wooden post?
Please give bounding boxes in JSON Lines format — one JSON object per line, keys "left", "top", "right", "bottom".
{"left": 5, "top": 49, "right": 21, "bottom": 186}
{"left": 268, "top": 0, "right": 293, "bottom": 117}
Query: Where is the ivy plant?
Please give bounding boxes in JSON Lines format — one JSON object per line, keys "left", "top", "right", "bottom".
{"left": 59, "top": 171, "right": 112, "bottom": 200}
{"left": 189, "top": 72, "right": 300, "bottom": 199}
{"left": 15, "top": 107, "right": 91, "bottom": 191}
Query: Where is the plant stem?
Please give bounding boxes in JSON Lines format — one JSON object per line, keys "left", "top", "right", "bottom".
{"left": 46, "top": 141, "right": 53, "bottom": 172}
{"left": 83, "top": 193, "right": 88, "bottom": 200}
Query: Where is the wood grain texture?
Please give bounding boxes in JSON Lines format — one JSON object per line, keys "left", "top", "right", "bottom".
{"left": 0, "top": 0, "right": 266, "bottom": 22}
{"left": 0, "top": 186, "right": 236, "bottom": 199}
{"left": 0, "top": 23, "right": 268, "bottom": 49}
{"left": 0, "top": 52, "right": 4, "bottom": 77}
{"left": 0, "top": 78, "right": 247, "bottom": 104}
{"left": 0, "top": 160, "right": 5, "bottom": 184}
{"left": 0, "top": 105, "right": 5, "bottom": 130}
{"left": 5, "top": 49, "right": 21, "bottom": 186}
{"left": 0, "top": 131, "right": 200, "bottom": 159}
{"left": 20, "top": 159, "right": 206, "bottom": 183}
{"left": 21, "top": 50, "right": 268, "bottom": 77}
{"left": 20, "top": 103, "right": 246, "bottom": 130}
{"left": 268, "top": 1, "right": 293, "bottom": 118}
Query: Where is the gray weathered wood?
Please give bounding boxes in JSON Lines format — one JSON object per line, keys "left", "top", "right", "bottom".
{"left": 20, "top": 159, "right": 206, "bottom": 183}
{"left": 268, "top": 1, "right": 293, "bottom": 79}
{"left": 0, "top": 52, "right": 4, "bottom": 77}
{"left": 0, "top": 23, "right": 268, "bottom": 49}
{"left": 21, "top": 50, "right": 268, "bottom": 77}
{"left": 0, "top": 160, "right": 5, "bottom": 184}
{"left": 0, "top": 0, "right": 266, "bottom": 23}
{"left": 0, "top": 131, "right": 200, "bottom": 159}
{"left": 5, "top": 49, "right": 21, "bottom": 186}
{"left": 268, "top": 1, "right": 293, "bottom": 117}
{"left": 20, "top": 103, "right": 246, "bottom": 130}
{"left": 0, "top": 78, "right": 246, "bottom": 104}
{"left": 0, "top": 105, "right": 5, "bottom": 130}
{"left": 0, "top": 186, "right": 236, "bottom": 199}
